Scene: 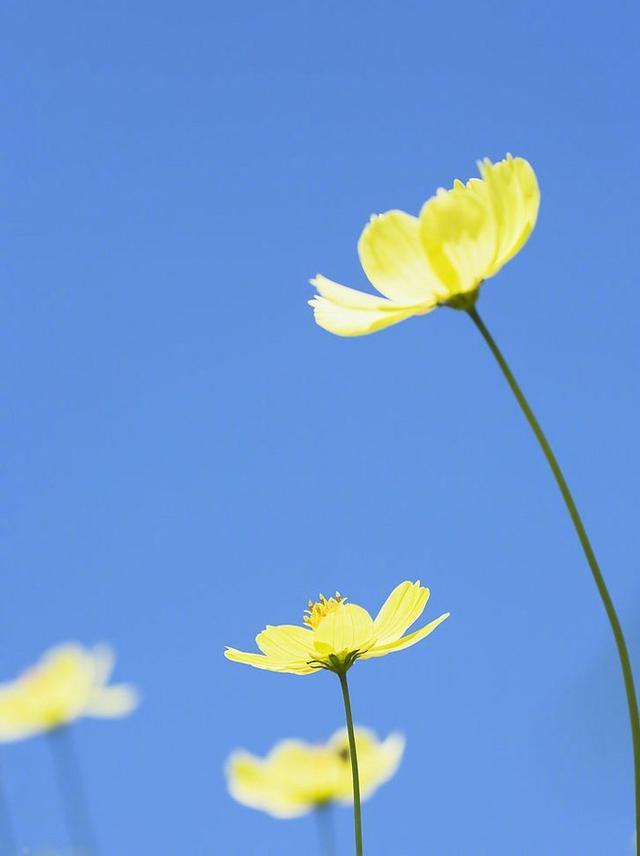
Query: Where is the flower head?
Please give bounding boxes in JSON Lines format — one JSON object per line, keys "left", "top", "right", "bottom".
{"left": 224, "top": 580, "right": 449, "bottom": 675}
{"left": 309, "top": 154, "right": 539, "bottom": 335}
{"left": 0, "top": 643, "right": 139, "bottom": 741}
{"left": 226, "top": 727, "right": 405, "bottom": 818}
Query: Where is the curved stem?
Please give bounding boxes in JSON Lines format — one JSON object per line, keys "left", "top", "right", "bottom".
{"left": 468, "top": 306, "right": 640, "bottom": 848}
{"left": 315, "top": 803, "right": 337, "bottom": 856}
{"left": 338, "top": 671, "right": 363, "bottom": 856}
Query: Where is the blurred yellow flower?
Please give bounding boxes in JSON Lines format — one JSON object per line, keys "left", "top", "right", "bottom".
{"left": 225, "top": 580, "right": 449, "bottom": 675}
{"left": 309, "top": 154, "right": 539, "bottom": 335}
{"left": 227, "top": 727, "right": 405, "bottom": 818}
{"left": 0, "top": 643, "right": 138, "bottom": 741}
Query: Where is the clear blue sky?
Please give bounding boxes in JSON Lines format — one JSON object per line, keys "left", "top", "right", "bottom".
{"left": 3, "top": 1, "right": 639, "bottom": 854}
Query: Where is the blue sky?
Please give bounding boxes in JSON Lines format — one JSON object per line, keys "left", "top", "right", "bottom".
{"left": 3, "top": 1, "right": 639, "bottom": 853}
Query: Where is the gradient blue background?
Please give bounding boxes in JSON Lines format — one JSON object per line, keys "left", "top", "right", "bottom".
{"left": 3, "top": 1, "right": 639, "bottom": 853}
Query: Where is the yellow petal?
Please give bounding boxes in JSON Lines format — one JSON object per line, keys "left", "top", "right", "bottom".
{"left": 89, "top": 645, "right": 115, "bottom": 685}
{"left": 226, "top": 750, "right": 312, "bottom": 818}
{"left": 373, "top": 581, "right": 429, "bottom": 646}
{"left": 0, "top": 643, "right": 137, "bottom": 741}
{"left": 0, "top": 687, "right": 38, "bottom": 741}
{"left": 361, "top": 612, "right": 450, "bottom": 659}
{"left": 478, "top": 155, "right": 540, "bottom": 276}
{"left": 311, "top": 274, "right": 399, "bottom": 309}
{"left": 419, "top": 180, "right": 496, "bottom": 295}
{"left": 309, "top": 294, "right": 423, "bottom": 337}
{"left": 255, "top": 625, "right": 315, "bottom": 662}
{"left": 358, "top": 211, "right": 448, "bottom": 305}
{"left": 312, "top": 603, "right": 375, "bottom": 657}
{"left": 309, "top": 222, "right": 442, "bottom": 337}
{"left": 328, "top": 727, "right": 405, "bottom": 802}
{"left": 85, "top": 684, "right": 139, "bottom": 718}
{"left": 224, "top": 647, "right": 316, "bottom": 675}
{"left": 357, "top": 732, "right": 405, "bottom": 801}
{"left": 268, "top": 741, "right": 340, "bottom": 806}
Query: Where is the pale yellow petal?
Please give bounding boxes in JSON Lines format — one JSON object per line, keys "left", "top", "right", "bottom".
{"left": 224, "top": 647, "right": 316, "bottom": 675}
{"left": 356, "top": 733, "right": 405, "bottom": 801}
{"left": 10, "top": 645, "right": 95, "bottom": 732}
{"left": 89, "top": 645, "right": 116, "bottom": 686}
{"left": 309, "top": 220, "right": 442, "bottom": 337}
{"left": 419, "top": 181, "right": 495, "bottom": 295}
{"left": 373, "top": 581, "right": 429, "bottom": 646}
{"left": 0, "top": 642, "right": 137, "bottom": 740}
{"left": 266, "top": 739, "right": 314, "bottom": 766}
{"left": 256, "top": 626, "right": 315, "bottom": 662}
{"left": 226, "top": 751, "right": 312, "bottom": 818}
{"left": 358, "top": 211, "right": 448, "bottom": 304}
{"left": 268, "top": 741, "right": 341, "bottom": 805}
{"left": 328, "top": 727, "right": 405, "bottom": 802}
{"left": 312, "top": 603, "right": 375, "bottom": 657}
{"left": 227, "top": 739, "right": 345, "bottom": 817}
{"left": 361, "top": 612, "right": 450, "bottom": 659}
{"left": 478, "top": 155, "right": 540, "bottom": 276}
{"left": 309, "top": 295, "right": 424, "bottom": 337}
{"left": 85, "top": 684, "right": 139, "bottom": 718}
{"left": 311, "top": 274, "right": 398, "bottom": 309}
{"left": 0, "top": 687, "right": 39, "bottom": 742}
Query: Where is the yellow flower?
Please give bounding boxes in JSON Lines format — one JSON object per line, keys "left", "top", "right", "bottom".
{"left": 309, "top": 154, "right": 539, "bottom": 336}
{"left": 226, "top": 727, "right": 405, "bottom": 818}
{"left": 0, "top": 643, "right": 138, "bottom": 741}
{"left": 224, "top": 580, "right": 449, "bottom": 675}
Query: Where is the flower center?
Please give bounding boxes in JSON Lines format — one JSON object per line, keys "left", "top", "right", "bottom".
{"left": 304, "top": 592, "right": 346, "bottom": 629}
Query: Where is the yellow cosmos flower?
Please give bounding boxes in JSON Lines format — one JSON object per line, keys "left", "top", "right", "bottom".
{"left": 0, "top": 643, "right": 138, "bottom": 741}
{"left": 227, "top": 727, "right": 405, "bottom": 818}
{"left": 309, "top": 154, "right": 539, "bottom": 335}
{"left": 224, "top": 580, "right": 449, "bottom": 675}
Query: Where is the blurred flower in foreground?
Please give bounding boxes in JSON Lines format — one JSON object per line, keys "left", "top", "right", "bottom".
{"left": 0, "top": 643, "right": 138, "bottom": 741}
{"left": 225, "top": 580, "right": 449, "bottom": 675}
{"left": 227, "top": 727, "right": 405, "bottom": 818}
{"left": 309, "top": 154, "right": 539, "bottom": 335}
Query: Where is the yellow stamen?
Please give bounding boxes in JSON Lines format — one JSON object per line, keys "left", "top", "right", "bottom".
{"left": 303, "top": 592, "right": 346, "bottom": 629}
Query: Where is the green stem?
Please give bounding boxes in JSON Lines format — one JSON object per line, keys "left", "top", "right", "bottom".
{"left": 468, "top": 306, "right": 640, "bottom": 848}
{"left": 338, "top": 670, "right": 363, "bottom": 856}
{"left": 315, "top": 803, "right": 337, "bottom": 856}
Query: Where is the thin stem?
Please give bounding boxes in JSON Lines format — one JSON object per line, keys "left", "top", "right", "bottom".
{"left": 0, "top": 762, "right": 17, "bottom": 855}
{"left": 49, "top": 726, "right": 99, "bottom": 856}
{"left": 468, "top": 305, "right": 640, "bottom": 848}
{"left": 338, "top": 670, "right": 363, "bottom": 856}
{"left": 315, "top": 803, "right": 337, "bottom": 856}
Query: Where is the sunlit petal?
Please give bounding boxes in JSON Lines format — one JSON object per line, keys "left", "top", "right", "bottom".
{"left": 358, "top": 211, "right": 447, "bottom": 304}
{"left": 361, "top": 612, "right": 450, "bottom": 659}
{"left": 312, "top": 603, "right": 375, "bottom": 658}
{"left": 309, "top": 295, "right": 424, "bottom": 337}
{"left": 419, "top": 180, "right": 495, "bottom": 295}
{"left": 311, "top": 274, "right": 398, "bottom": 309}
{"left": 478, "top": 155, "right": 540, "bottom": 276}
{"left": 224, "top": 648, "right": 316, "bottom": 675}
{"left": 256, "top": 626, "right": 315, "bottom": 662}
{"left": 373, "top": 580, "right": 429, "bottom": 646}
